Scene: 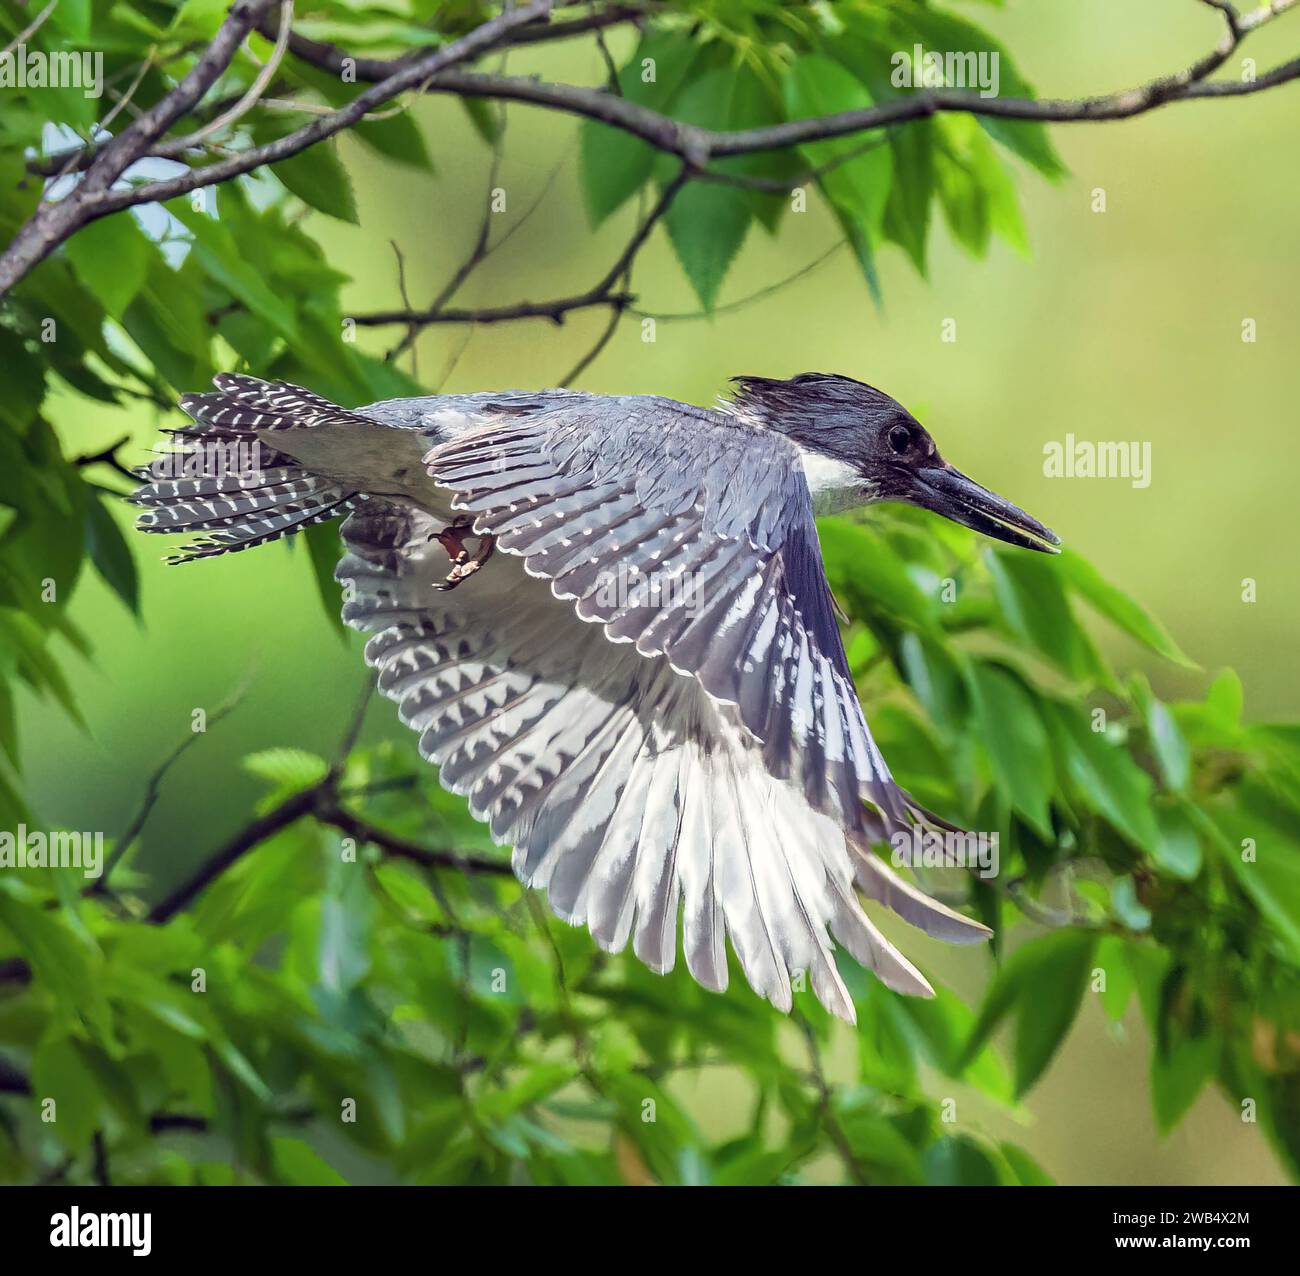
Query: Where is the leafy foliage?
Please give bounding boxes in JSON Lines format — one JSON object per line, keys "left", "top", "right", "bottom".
{"left": 0, "top": 0, "right": 1297, "bottom": 1186}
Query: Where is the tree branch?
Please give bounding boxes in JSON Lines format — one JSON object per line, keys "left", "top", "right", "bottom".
{"left": 146, "top": 782, "right": 324, "bottom": 923}
{"left": 315, "top": 803, "right": 512, "bottom": 877}
{"left": 0, "top": 0, "right": 278, "bottom": 295}
{"left": 356, "top": 291, "right": 635, "bottom": 329}
{"left": 264, "top": 0, "right": 1300, "bottom": 162}
{"left": 7, "top": 0, "right": 1296, "bottom": 303}
{"left": 0, "top": 0, "right": 559, "bottom": 297}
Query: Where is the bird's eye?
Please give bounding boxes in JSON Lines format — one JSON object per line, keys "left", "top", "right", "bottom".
{"left": 888, "top": 424, "right": 912, "bottom": 454}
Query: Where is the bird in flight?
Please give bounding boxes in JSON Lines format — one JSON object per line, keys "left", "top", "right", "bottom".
{"left": 134, "top": 372, "right": 1060, "bottom": 1023}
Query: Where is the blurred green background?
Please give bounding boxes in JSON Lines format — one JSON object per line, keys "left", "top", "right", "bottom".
{"left": 17, "top": 0, "right": 1297, "bottom": 1182}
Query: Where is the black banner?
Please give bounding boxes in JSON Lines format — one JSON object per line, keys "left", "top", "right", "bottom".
{"left": 2, "top": 1186, "right": 1289, "bottom": 1260}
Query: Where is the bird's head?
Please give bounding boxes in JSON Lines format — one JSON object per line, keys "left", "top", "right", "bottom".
{"left": 730, "top": 372, "right": 1060, "bottom": 553}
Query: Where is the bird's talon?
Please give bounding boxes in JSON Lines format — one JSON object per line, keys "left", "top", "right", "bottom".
{"left": 431, "top": 519, "right": 495, "bottom": 590}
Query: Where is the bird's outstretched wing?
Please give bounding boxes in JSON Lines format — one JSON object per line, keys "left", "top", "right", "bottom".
{"left": 426, "top": 396, "right": 914, "bottom": 836}
{"left": 339, "top": 499, "right": 981, "bottom": 1024}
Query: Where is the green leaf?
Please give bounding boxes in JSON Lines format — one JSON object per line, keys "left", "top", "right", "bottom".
{"left": 881, "top": 118, "right": 935, "bottom": 273}
{"left": 899, "top": 632, "right": 969, "bottom": 735}
{"left": 0, "top": 881, "right": 109, "bottom": 1036}
{"left": 272, "top": 1137, "right": 348, "bottom": 1185}
{"left": 999, "top": 1141, "right": 1055, "bottom": 1185}
{"left": 0, "top": 328, "right": 46, "bottom": 433}
{"left": 65, "top": 214, "right": 151, "bottom": 319}
{"left": 122, "top": 255, "right": 212, "bottom": 391}
{"left": 923, "top": 1135, "right": 1001, "bottom": 1185}
{"left": 933, "top": 114, "right": 1026, "bottom": 258}
{"left": 661, "top": 68, "right": 755, "bottom": 309}
{"left": 962, "top": 930, "right": 1097, "bottom": 1096}
{"left": 1111, "top": 875, "right": 1152, "bottom": 931}
{"left": 478, "top": 1063, "right": 578, "bottom": 1122}
{"left": 1093, "top": 935, "right": 1134, "bottom": 1021}
{"left": 969, "top": 663, "right": 1053, "bottom": 838}
{"left": 1211, "top": 783, "right": 1300, "bottom": 964}
{"left": 987, "top": 548, "right": 1105, "bottom": 683}
{"left": 1151, "top": 804, "right": 1202, "bottom": 880}
{"left": 48, "top": 0, "right": 91, "bottom": 41}
{"left": 784, "top": 56, "right": 892, "bottom": 234}
{"left": 1152, "top": 1030, "right": 1216, "bottom": 1133}
{"left": 0, "top": 607, "right": 86, "bottom": 728}
{"left": 460, "top": 98, "right": 501, "bottom": 147}
{"left": 899, "top": 8, "right": 1065, "bottom": 178}
{"left": 1056, "top": 549, "right": 1195, "bottom": 667}
{"left": 1132, "top": 677, "right": 1192, "bottom": 792}
{"left": 818, "top": 518, "right": 936, "bottom": 632}
{"left": 243, "top": 747, "right": 328, "bottom": 794}
{"left": 663, "top": 179, "right": 752, "bottom": 311}
{"left": 896, "top": 982, "right": 1015, "bottom": 1103}
{"left": 171, "top": 202, "right": 300, "bottom": 343}
{"left": 84, "top": 490, "right": 139, "bottom": 615}
{"left": 31, "top": 1032, "right": 99, "bottom": 1154}
{"left": 1205, "top": 668, "right": 1244, "bottom": 728}
{"left": 272, "top": 142, "right": 359, "bottom": 223}
{"left": 783, "top": 55, "right": 892, "bottom": 297}
{"left": 1043, "top": 701, "right": 1160, "bottom": 852}
{"left": 212, "top": 1037, "right": 274, "bottom": 1104}
{"left": 353, "top": 110, "right": 434, "bottom": 171}
{"left": 580, "top": 31, "right": 701, "bottom": 226}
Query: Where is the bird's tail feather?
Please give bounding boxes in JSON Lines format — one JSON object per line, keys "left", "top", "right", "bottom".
{"left": 133, "top": 375, "right": 360, "bottom": 563}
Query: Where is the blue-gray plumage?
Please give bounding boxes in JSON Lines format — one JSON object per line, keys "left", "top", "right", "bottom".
{"left": 133, "top": 371, "right": 1059, "bottom": 1023}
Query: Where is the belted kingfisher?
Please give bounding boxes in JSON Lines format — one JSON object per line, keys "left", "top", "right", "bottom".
{"left": 134, "top": 371, "right": 1059, "bottom": 1023}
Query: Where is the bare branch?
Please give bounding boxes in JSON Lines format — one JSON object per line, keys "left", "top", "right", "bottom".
{"left": 142, "top": 673, "right": 509, "bottom": 923}
{"left": 316, "top": 803, "right": 512, "bottom": 877}
{"left": 498, "top": 3, "right": 650, "bottom": 48}
{"left": 356, "top": 163, "right": 688, "bottom": 354}
{"left": 356, "top": 293, "right": 634, "bottom": 327}
{"left": 560, "top": 303, "right": 623, "bottom": 385}
{"left": 72, "top": 436, "right": 140, "bottom": 483}
{"left": 385, "top": 97, "right": 511, "bottom": 361}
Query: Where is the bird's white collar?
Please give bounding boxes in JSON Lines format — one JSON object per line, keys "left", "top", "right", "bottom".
{"left": 798, "top": 447, "right": 872, "bottom": 516}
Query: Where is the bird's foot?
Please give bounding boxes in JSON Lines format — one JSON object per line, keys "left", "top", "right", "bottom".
{"left": 431, "top": 517, "right": 496, "bottom": 591}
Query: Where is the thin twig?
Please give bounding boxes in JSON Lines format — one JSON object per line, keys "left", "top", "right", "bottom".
{"left": 389, "top": 241, "right": 418, "bottom": 378}
{"left": 796, "top": 1013, "right": 871, "bottom": 1187}
{"left": 632, "top": 240, "right": 846, "bottom": 322}
{"left": 363, "top": 163, "right": 689, "bottom": 349}
{"left": 73, "top": 436, "right": 139, "bottom": 483}
{"left": 561, "top": 302, "right": 623, "bottom": 385}
{"left": 252, "top": 0, "right": 1300, "bottom": 163}
{"left": 89, "top": 675, "right": 253, "bottom": 895}
{"left": 1, "top": 0, "right": 57, "bottom": 58}
{"left": 156, "top": 0, "right": 294, "bottom": 157}
{"left": 385, "top": 98, "right": 510, "bottom": 362}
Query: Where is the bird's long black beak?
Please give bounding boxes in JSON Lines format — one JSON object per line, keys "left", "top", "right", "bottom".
{"left": 911, "top": 465, "right": 1061, "bottom": 553}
